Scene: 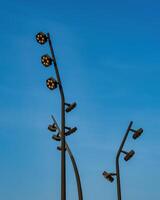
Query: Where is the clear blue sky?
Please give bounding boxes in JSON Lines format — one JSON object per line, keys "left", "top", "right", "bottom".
{"left": 0, "top": 0, "right": 160, "bottom": 199}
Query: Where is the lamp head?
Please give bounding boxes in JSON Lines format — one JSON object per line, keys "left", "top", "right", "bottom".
{"left": 65, "top": 127, "right": 77, "bottom": 136}
{"left": 133, "top": 128, "right": 143, "bottom": 139}
{"left": 41, "top": 54, "right": 52, "bottom": 67}
{"left": 124, "top": 150, "right": 135, "bottom": 161}
{"left": 48, "top": 123, "right": 57, "bottom": 132}
{"left": 46, "top": 77, "right": 58, "bottom": 90}
{"left": 52, "top": 134, "right": 61, "bottom": 141}
{"left": 65, "top": 102, "right": 77, "bottom": 112}
{"left": 103, "top": 171, "right": 114, "bottom": 182}
{"left": 36, "top": 32, "right": 48, "bottom": 45}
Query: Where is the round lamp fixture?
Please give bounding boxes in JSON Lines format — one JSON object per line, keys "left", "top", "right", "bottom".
{"left": 46, "top": 77, "right": 58, "bottom": 90}
{"left": 36, "top": 32, "right": 48, "bottom": 45}
{"left": 41, "top": 54, "right": 52, "bottom": 67}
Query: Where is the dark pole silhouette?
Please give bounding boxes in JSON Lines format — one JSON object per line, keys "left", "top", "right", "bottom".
{"left": 103, "top": 121, "right": 143, "bottom": 200}
{"left": 116, "top": 121, "right": 133, "bottom": 200}
{"left": 47, "top": 33, "right": 66, "bottom": 200}
{"left": 35, "top": 32, "right": 83, "bottom": 200}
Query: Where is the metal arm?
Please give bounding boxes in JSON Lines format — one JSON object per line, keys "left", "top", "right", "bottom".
{"left": 47, "top": 33, "right": 66, "bottom": 200}
{"left": 52, "top": 115, "right": 83, "bottom": 200}
{"left": 65, "top": 144, "right": 83, "bottom": 200}
{"left": 115, "top": 121, "right": 133, "bottom": 200}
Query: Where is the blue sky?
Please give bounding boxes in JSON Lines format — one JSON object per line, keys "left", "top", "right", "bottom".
{"left": 0, "top": 0, "right": 160, "bottom": 199}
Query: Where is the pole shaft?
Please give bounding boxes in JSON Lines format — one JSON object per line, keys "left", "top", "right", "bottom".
{"left": 116, "top": 121, "right": 133, "bottom": 200}
{"left": 48, "top": 33, "right": 66, "bottom": 200}
{"left": 66, "top": 143, "right": 83, "bottom": 200}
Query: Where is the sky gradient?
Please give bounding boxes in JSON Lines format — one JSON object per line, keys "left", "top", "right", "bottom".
{"left": 0, "top": 0, "right": 160, "bottom": 200}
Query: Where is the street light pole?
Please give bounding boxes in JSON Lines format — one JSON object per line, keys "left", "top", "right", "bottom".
{"left": 47, "top": 33, "right": 66, "bottom": 200}
{"left": 36, "top": 32, "right": 83, "bottom": 200}
{"left": 103, "top": 121, "right": 143, "bottom": 200}
{"left": 116, "top": 121, "right": 133, "bottom": 200}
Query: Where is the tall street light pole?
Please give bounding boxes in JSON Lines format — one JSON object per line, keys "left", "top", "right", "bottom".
{"left": 47, "top": 33, "right": 66, "bottom": 200}
{"left": 35, "top": 32, "right": 83, "bottom": 200}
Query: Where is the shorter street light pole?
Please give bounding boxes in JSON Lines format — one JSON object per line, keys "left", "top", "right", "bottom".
{"left": 103, "top": 121, "right": 144, "bottom": 200}
{"left": 116, "top": 121, "right": 133, "bottom": 200}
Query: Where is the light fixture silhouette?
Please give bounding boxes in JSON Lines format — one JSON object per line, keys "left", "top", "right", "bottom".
{"left": 41, "top": 54, "right": 52, "bottom": 67}
{"left": 36, "top": 32, "right": 48, "bottom": 45}
{"left": 122, "top": 150, "right": 135, "bottom": 161}
{"left": 65, "top": 102, "right": 77, "bottom": 112}
{"left": 46, "top": 77, "right": 58, "bottom": 90}
{"left": 131, "top": 128, "right": 143, "bottom": 139}
{"left": 52, "top": 134, "right": 61, "bottom": 141}
{"left": 103, "top": 171, "right": 116, "bottom": 183}
{"left": 48, "top": 123, "right": 57, "bottom": 132}
{"left": 65, "top": 127, "right": 77, "bottom": 136}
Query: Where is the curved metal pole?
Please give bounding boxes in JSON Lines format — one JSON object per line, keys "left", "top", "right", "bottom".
{"left": 65, "top": 144, "right": 83, "bottom": 200}
{"left": 115, "top": 121, "right": 133, "bottom": 200}
{"left": 47, "top": 33, "right": 66, "bottom": 200}
{"left": 52, "top": 115, "right": 83, "bottom": 200}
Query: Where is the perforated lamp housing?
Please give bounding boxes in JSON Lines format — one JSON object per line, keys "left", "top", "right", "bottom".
{"left": 36, "top": 32, "right": 48, "bottom": 45}
{"left": 41, "top": 54, "right": 52, "bottom": 67}
{"left": 46, "top": 77, "right": 58, "bottom": 90}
